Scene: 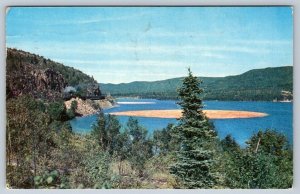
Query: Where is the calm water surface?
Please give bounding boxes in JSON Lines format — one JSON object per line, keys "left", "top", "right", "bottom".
{"left": 70, "top": 99, "right": 293, "bottom": 146}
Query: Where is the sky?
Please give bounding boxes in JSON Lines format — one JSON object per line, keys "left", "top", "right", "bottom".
{"left": 6, "top": 7, "right": 293, "bottom": 84}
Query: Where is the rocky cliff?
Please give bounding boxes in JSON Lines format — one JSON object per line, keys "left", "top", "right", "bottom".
{"left": 6, "top": 49, "right": 67, "bottom": 100}
{"left": 6, "top": 48, "right": 114, "bottom": 113}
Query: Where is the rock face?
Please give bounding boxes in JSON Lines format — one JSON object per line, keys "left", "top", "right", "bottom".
{"left": 64, "top": 97, "right": 115, "bottom": 117}
{"left": 64, "top": 97, "right": 98, "bottom": 116}
{"left": 6, "top": 62, "right": 67, "bottom": 100}
{"left": 86, "top": 83, "right": 102, "bottom": 97}
{"left": 6, "top": 48, "right": 113, "bottom": 110}
{"left": 6, "top": 49, "right": 67, "bottom": 100}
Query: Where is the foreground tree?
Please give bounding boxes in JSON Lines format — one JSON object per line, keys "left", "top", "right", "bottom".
{"left": 170, "top": 68, "right": 219, "bottom": 188}
{"left": 127, "top": 117, "right": 153, "bottom": 177}
{"left": 6, "top": 96, "right": 53, "bottom": 188}
{"left": 243, "top": 130, "right": 293, "bottom": 188}
{"left": 221, "top": 130, "right": 293, "bottom": 188}
{"left": 91, "top": 113, "right": 121, "bottom": 154}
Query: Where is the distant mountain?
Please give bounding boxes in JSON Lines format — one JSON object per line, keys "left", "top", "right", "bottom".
{"left": 6, "top": 48, "right": 97, "bottom": 100}
{"left": 100, "top": 66, "right": 293, "bottom": 101}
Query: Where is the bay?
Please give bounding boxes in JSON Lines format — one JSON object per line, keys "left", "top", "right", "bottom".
{"left": 70, "top": 99, "right": 293, "bottom": 146}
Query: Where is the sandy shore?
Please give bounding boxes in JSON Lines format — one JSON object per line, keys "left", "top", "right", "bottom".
{"left": 110, "top": 109, "right": 268, "bottom": 119}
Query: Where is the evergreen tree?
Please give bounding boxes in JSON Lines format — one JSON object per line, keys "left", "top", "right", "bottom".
{"left": 6, "top": 96, "right": 53, "bottom": 188}
{"left": 221, "top": 134, "right": 241, "bottom": 153}
{"left": 170, "top": 68, "right": 219, "bottom": 188}
{"left": 222, "top": 130, "right": 293, "bottom": 189}
{"left": 153, "top": 123, "right": 174, "bottom": 155}
{"left": 220, "top": 135, "right": 243, "bottom": 188}
{"left": 91, "top": 113, "right": 121, "bottom": 154}
{"left": 106, "top": 114, "right": 121, "bottom": 154}
{"left": 91, "top": 112, "right": 108, "bottom": 150}
{"left": 126, "top": 117, "right": 153, "bottom": 177}
{"left": 114, "top": 128, "right": 131, "bottom": 175}
{"left": 242, "top": 130, "right": 293, "bottom": 188}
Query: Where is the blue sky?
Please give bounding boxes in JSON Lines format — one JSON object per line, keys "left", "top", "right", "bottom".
{"left": 6, "top": 7, "right": 293, "bottom": 84}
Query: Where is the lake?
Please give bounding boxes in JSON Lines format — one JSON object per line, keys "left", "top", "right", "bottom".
{"left": 70, "top": 99, "right": 293, "bottom": 146}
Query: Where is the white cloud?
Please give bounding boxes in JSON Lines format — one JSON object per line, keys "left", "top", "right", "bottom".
{"left": 55, "top": 59, "right": 190, "bottom": 68}
{"left": 30, "top": 42, "right": 270, "bottom": 57}
{"left": 229, "top": 39, "right": 292, "bottom": 46}
{"left": 6, "top": 35, "right": 22, "bottom": 38}
{"left": 200, "top": 52, "right": 227, "bottom": 59}
{"left": 47, "top": 11, "right": 154, "bottom": 26}
{"left": 141, "top": 30, "right": 210, "bottom": 38}
{"left": 53, "top": 58, "right": 237, "bottom": 69}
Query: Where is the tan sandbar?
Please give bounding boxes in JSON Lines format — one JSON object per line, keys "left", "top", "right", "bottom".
{"left": 110, "top": 109, "right": 268, "bottom": 119}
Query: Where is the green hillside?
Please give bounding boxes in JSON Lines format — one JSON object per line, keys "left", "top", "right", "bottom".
{"left": 6, "top": 48, "right": 97, "bottom": 100}
{"left": 100, "top": 66, "right": 293, "bottom": 101}
{"left": 7, "top": 48, "right": 96, "bottom": 86}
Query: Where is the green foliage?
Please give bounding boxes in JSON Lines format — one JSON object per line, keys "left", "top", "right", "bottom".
{"left": 66, "top": 100, "right": 78, "bottom": 119}
{"left": 6, "top": 96, "right": 52, "bottom": 188}
{"left": 6, "top": 96, "right": 78, "bottom": 189}
{"left": 7, "top": 48, "right": 96, "bottom": 86}
{"left": 6, "top": 96, "right": 293, "bottom": 189}
{"left": 71, "top": 135, "right": 112, "bottom": 188}
{"left": 222, "top": 130, "right": 293, "bottom": 188}
{"left": 91, "top": 113, "right": 122, "bottom": 154}
{"left": 221, "top": 134, "right": 241, "bottom": 153}
{"left": 220, "top": 135, "right": 243, "bottom": 188}
{"left": 91, "top": 112, "right": 107, "bottom": 146}
{"left": 127, "top": 117, "right": 147, "bottom": 143}
{"left": 153, "top": 124, "right": 177, "bottom": 155}
{"left": 246, "top": 129, "right": 289, "bottom": 156}
{"left": 101, "top": 66, "right": 293, "bottom": 101}
{"left": 113, "top": 129, "right": 131, "bottom": 162}
{"left": 6, "top": 60, "right": 293, "bottom": 189}
{"left": 141, "top": 155, "right": 178, "bottom": 188}
{"left": 34, "top": 170, "right": 60, "bottom": 188}
{"left": 170, "top": 68, "right": 220, "bottom": 188}
{"left": 83, "top": 149, "right": 111, "bottom": 188}
{"left": 71, "top": 100, "right": 78, "bottom": 110}
{"left": 48, "top": 100, "right": 76, "bottom": 121}
{"left": 126, "top": 117, "right": 153, "bottom": 177}
{"left": 245, "top": 130, "right": 293, "bottom": 188}
{"left": 48, "top": 101, "right": 67, "bottom": 121}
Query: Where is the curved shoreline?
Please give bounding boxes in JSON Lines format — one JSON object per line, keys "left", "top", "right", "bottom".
{"left": 109, "top": 109, "right": 268, "bottom": 119}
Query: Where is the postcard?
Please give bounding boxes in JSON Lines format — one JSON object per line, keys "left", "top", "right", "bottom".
{"left": 6, "top": 6, "right": 293, "bottom": 189}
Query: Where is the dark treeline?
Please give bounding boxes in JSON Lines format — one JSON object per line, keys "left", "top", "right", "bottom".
{"left": 6, "top": 69, "right": 293, "bottom": 189}
{"left": 107, "top": 90, "right": 286, "bottom": 101}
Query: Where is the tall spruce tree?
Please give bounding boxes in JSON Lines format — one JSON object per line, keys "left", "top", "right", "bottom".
{"left": 170, "top": 68, "right": 219, "bottom": 188}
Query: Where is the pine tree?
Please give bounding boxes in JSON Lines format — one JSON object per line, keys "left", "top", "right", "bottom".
{"left": 170, "top": 68, "right": 219, "bottom": 188}
{"left": 126, "top": 117, "right": 153, "bottom": 177}
{"left": 91, "top": 112, "right": 108, "bottom": 150}
{"left": 91, "top": 113, "right": 121, "bottom": 154}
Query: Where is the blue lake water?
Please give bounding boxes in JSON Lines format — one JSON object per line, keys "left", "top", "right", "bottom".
{"left": 70, "top": 99, "right": 293, "bottom": 146}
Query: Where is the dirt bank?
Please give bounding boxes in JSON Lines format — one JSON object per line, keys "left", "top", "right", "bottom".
{"left": 64, "top": 97, "right": 98, "bottom": 116}
{"left": 64, "top": 97, "right": 115, "bottom": 116}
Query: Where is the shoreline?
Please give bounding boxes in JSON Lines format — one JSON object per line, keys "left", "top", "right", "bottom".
{"left": 65, "top": 97, "right": 117, "bottom": 118}
{"left": 109, "top": 109, "right": 268, "bottom": 119}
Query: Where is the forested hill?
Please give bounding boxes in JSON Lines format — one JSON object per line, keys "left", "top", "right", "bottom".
{"left": 6, "top": 48, "right": 97, "bottom": 100}
{"left": 100, "top": 66, "right": 293, "bottom": 101}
